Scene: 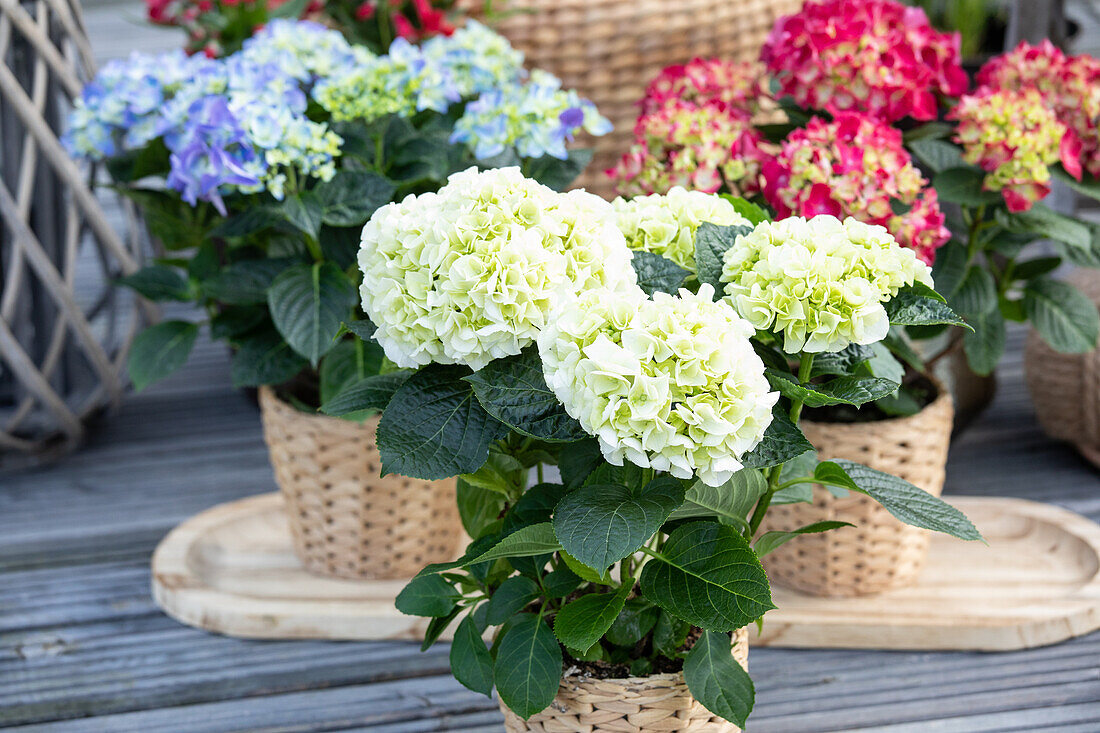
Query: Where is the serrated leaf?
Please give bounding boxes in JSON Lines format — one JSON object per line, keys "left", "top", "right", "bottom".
{"left": 128, "top": 320, "right": 198, "bottom": 391}
{"left": 997, "top": 204, "right": 1092, "bottom": 251}
{"left": 450, "top": 613, "right": 494, "bottom": 696}
{"left": 753, "top": 520, "right": 853, "bottom": 557}
{"left": 486, "top": 576, "right": 540, "bottom": 625}
{"left": 766, "top": 370, "right": 899, "bottom": 408}
{"left": 316, "top": 170, "right": 395, "bottom": 227}
{"left": 639, "top": 521, "right": 775, "bottom": 631}
{"left": 494, "top": 614, "right": 562, "bottom": 720}
{"left": 395, "top": 574, "right": 458, "bottom": 617}
{"left": 554, "top": 477, "right": 685, "bottom": 572}
{"left": 320, "top": 370, "right": 412, "bottom": 416}
{"left": 268, "top": 262, "right": 357, "bottom": 365}
{"left": 466, "top": 523, "right": 562, "bottom": 565}
{"left": 695, "top": 223, "right": 753, "bottom": 292}
{"left": 376, "top": 364, "right": 508, "bottom": 480}
{"left": 668, "top": 470, "right": 767, "bottom": 526}
{"left": 810, "top": 344, "right": 874, "bottom": 377}
{"left": 553, "top": 584, "right": 631, "bottom": 653}
{"left": 230, "top": 328, "right": 307, "bottom": 388}
{"left": 886, "top": 288, "right": 970, "bottom": 329}
{"left": 741, "top": 407, "right": 813, "bottom": 469}
{"left": 605, "top": 597, "right": 659, "bottom": 647}
{"left": 558, "top": 439, "right": 603, "bottom": 489}
{"left": 683, "top": 631, "right": 754, "bottom": 727}
{"left": 560, "top": 550, "right": 613, "bottom": 585}
{"left": 118, "top": 266, "right": 190, "bottom": 301}
{"left": 503, "top": 482, "right": 568, "bottom": 533}
{"left": 280, "top": 191, "right": 323, "bottom": 240}
{"left": 830, "top": 460, "right": 983, "bottom": 540}
{"left": 631, "top": 250, "right": 691, "bottom": 294}
{"left": 466, "top": 348, "right": 587, "bottom": 443}
{"left": 1024, "top": 278, "right": 1100, "bottom": 354}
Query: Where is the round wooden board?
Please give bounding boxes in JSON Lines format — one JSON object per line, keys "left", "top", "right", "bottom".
{"left": 152, "top": 494, "right": 1100, "bottom": 650}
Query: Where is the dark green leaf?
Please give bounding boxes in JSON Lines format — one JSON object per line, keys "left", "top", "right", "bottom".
{"left": 486, "top": 576, "right": 540, "bottom": 625}
{"left": 493, "top": 614, "right": 562, "bottom": 720}
{"left": 554, "top": 477, "right": 685, "bottom": 572}
{"left": 395, "top": 574, "right": 458, "bottom": 617}
{"left": 740, "top": 407, "right": 813, "bottom": 469}
{"left": 765, "top": 370, "right": 899, "bottom": 408}
{"left": 457, "top": 478, "right": 506, "bottom": 538}
{"left": 639, "top": 521, "right": 774, "bottom": 631}
{"left": 1024, "top": 278, "right": 1100, "bottom": 353}
{"left": 903, "top": 122, "right": 954, "bottom": 142}
{"left": 753, "top": 521, "right": 854, "bottom": 557}
{"left": 553, "top": 584, "right": 631, "bottom": 653}
{"left": 560, "top": 550, "right": 613, "bottom": 585}
{"left": 450, "top": 613, "right": 494, "bottom": 696}
{"left": 523, "top": 149, "right": 592, "bottom": 191}
{"left": 997, "top": 204, "right": 1092, "bottom": 251}
{"left": 652, "top": 610, "right": 691, "bottom": 658}
{"left": 542, "top": 565, "right": 582, "bottom": 598}
{"left": 280, "top": 191, "right": 323, "bottom": 241}
{"left": 320, "top": 225, "right": 362, "bottom": 269}
{"left": 559, "top": 439, "right": 603, "bottom": 489}
{"left": 210, "top": 306, "right": 266, "bottom": 340}
{"left": 1052, "top": 165, "right": 1100, "bottom": 201}
{"left": 950, "top": 267, "right": 997, "bottom": 317}
{"left": 320, "top": 370, "right": 412, "bottom": 416}
{"left": 343, "top": 320, "right": 377, "bottom": 341}
{"left": 810, "top": 344, "right": 874, "bottom": 377}
{"left": 208, "top": 206, "right": 279, "bottom": 238}
{"left": 377, "top": 363, "right": 508, "bottom": 480}
{"left": 465, "top": 523, "right": 562, "bottom": 566}
{"left": 268, "top": 262, "right": 357, "bottom": 365}
{"left": 118, "top": 266, "right": 190, "bottom": 301}
{"left": 119, "top": 188, "right": 206, "bottom": 251}
{"left": 420, "top": 605, "right": 463, "bottom": 652}
{"left": 318, "top": 339, "right": 386, "bottom": 406}
{"left": 207, "top": 258, "right": 297, "bottom": 306}
{"left": 631, "top": 251, "right": 691, "bottom": 295}
{"left": 933, "top": 167, "right": 1003, "bottom": 206}
{"left": 963, "top": 306, "right": 1005, "bottom": 376}
{"left": 830, "top": 460, "right": 983, "bottom": 540}
{"left": 886, "top": 288, "right": 970, "bottom": 329}
{"left": 128, "top": 320, "right": 198, "bottom": 391}
{"left": 683, "top": 631, "right": 754, "bottom": 728}
{"left": 604, "top": 597, "right": 660, "bottom": 647}
{"left": 694, "top": 223, "right": 753, "bottom": 292}
{"left": 1012, "top": 257, "right": 1062, "bottom": 281}
{"left": 466, "top": 348, "right": 587, "bottom": 443}
{"left": 930, "top": 239, "right": 968, "bottom": 299}
{"left": 668, "top": 471, "right": 767, "bottom": 526}
{"left": 504, "top": 482, "right": 569, "bottom": 533}
{"left": 316, "top": 170, "right": 396, "bottom": 227}
{"left": 230, "top": 328, "right": 307, "bottom": 388}
{"left": 907, "top": 138, "right": 964, "bottom": 173}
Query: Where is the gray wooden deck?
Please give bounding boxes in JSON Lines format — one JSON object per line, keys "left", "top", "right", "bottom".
{"left": 2, "top": 3, "right": 1099, "bottom": 731}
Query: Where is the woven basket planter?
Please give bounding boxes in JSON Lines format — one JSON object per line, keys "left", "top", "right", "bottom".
{"left": 463, "top": 0, "right": 803, "bottom": 198}
{"left": 500, "top": 629, "right": 749, "bottom": 733}
{"left": 258, "top": 387, "right": 462, "bottom": 580}
{"left": 759, "top": 383, "right": 954, "bottom": 597}
{"left": 1025, "top": 270, "right": 1100, "bottom": 468}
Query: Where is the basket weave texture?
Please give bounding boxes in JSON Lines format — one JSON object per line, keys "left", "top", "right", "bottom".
{"left": 758, "top": 385, "right": 954, "bottom": 597}
{"left": 463, "top": 0, "right": 803, "bottom": 198}
{"left": 1024, "top": 270, "right": 1100, "bottom": 468}
{"left": 259, "top": 387, "right": 462, "bottom": 580}
{"left": 500, "top": 629, "right": 749, "bottom": 733}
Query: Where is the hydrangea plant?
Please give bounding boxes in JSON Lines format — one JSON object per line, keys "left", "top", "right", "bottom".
{"left": 67, "top": 20, "right": 608, "bottom": 397}
{"left": 324, "top": 174, "right": 980, "bottom": 728}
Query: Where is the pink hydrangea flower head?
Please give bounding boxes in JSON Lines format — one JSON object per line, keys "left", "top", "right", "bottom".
{"left": 948, "top": 86, "right": 1079, "bottom": 212}
{"left": 763, "top": 113, "right": 948, "bottom": 263}
{"left": 607, "top": 99, "right": 769, "bottom": 198}
{"left": 641, "top": 58, "right": 766, "bottom": 115}
{"left": 761, "top": 0, "right": 967, "bottom": 122}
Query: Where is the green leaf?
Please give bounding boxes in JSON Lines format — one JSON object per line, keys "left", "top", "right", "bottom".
{"left": 631, "top": 251, "right": 691, "bottom": 295}
{"left": 810, "top": 344, "right": 874, "bottom": 377}
{"left": 694, "top": 223, "right": 753, "bottom": 292}
{"left": 395, "top": 574, "right": 458, "bottom": 617}
{"left": 559, "top": 439, "right": 603, "bottom": 489}
{"left": 486, "top": 576, "right": 540, "bottom": 625}
{"left": 560, "top": 550, "right": 613, "bottom": 585}
{"left": 765, "top": 370, "right": 899, "bottom": 408}
{"left": 886, "top": 288, "right": 970, "bottom": 329}
{"left": 420, "top": 605, "right": 463, "bottom": 652}
{"left": 1024, "top": 278, "right": 1100, "bottom": 354}
{"left": 321, "top": 370, "right": 412, "bottom": 416}
{"left": 933, "top": 167, "right": 1003, "bottom": 207}
{"left": 740, "top": 407, "right": 814, "bottom": 469}
{"left": 466, "top": 348, "right": 587, "bottom": 443}
{"left": 118, "top": 266, "right": 190, "bottom": 301}
{"left": 997, "top": 204, "right": 1092, "bottom": 251}
{"left": 605, "top": 597, "right": 660, "bottom": 647}
{"left": 118, "top": 188, "right": 206, "bottom": 251}
{"left": 280, "top": 191, "right": 323, "bottom": 241}
{"left": 963, "top": 306, "right": 1005, "bottom": 376}
{"left": 830, "top": 460, "right": 983, "bottom": 540}
{"left": 1052, "top": 165, "right": 1100, "bottom": 201}
{"left": 639, "top": 521, "right": 774, "bottom": 631}
{"left": 553, "top": 584, "right": 631, "bottom": 653}
{"left": 542, "top": 565, "right": 582, "bottom": 598}
{"left": 903, "top": 122, "right": 954, "bottom": 142}
{"left": 319, "top": 339, "right": 385, "bottom": 407}
{"left": 930, "top": 238, "right": 968, "bottom": 299}
{"left": 268, "top": 262, "right": 357, "bottom": 366}
{"left": 668, "top": 470, "right": 767, "bottom": 526}
{"left": 466, "top": 523, "right": 562, "bottom": 566}
{"left": 450, "top": 613, "right": 494, "bottom": 696}
{"left": 950, "top": 267, "right": 997, "bottom": 317}
{"left": 720, "top": 195, "right": 769, "bottom": 226}
{"left": 316, "top": 170, "right": 396, "bottom": 227}
{"left": 866, "top": 342, "right": 905, "bottom": 384}
{"left": 456, "top": 478, "right": 506, "bottom": 539}
{"left": 210, "top": 306, "right": 266, "bottom": 341}
{"left": 128, "top": 320, "right": 199, "bottom": 391}
{"left": 376, "top": 363, "right": 508, "bottom": 480}
{"left": 493, "top": 614, "right": 562, "bottom": 720}
{"left": 753, "top": 521, "right": 854, "bottom": 558}
{"left": 652, "top": 610, "right": 691, "bottom": 658}
{"left": 230, "top": 329, "right": 307, "bottom": 388}
{"left": 523, "top": 149, "right": 592, "bottom": 191}
{"left": 1012, "top": 257, "right": 1062, "bottom": 281}
{"left": 553, "top": 477, "right": 685, "bottom": 572}
{"left": 683, "top": 631, "right": 755, "bottom": 728}
{"left": 208, "top": 205, "right": 278, "bottom": 238}
{"left": 907, "top": 138, "right": 964, "bottom": 173}
{"left": 207, "top": 258, "right": 297, "bottom": 306}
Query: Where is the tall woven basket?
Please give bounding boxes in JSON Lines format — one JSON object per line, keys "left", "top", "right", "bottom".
{"left": 759, "top": 383, "right": 954, "bottom": 597}
{"left": 1025, "top": 270, "right": 1100, "bottom": 468}
{"left": 0, "top": 0, "right": 150, "bottom": 467}
{"left": 500, "top": 628, "right": 749, "bottom": 733}
{"left": 259, "top": 387, "right": 463, "bottom": 580}
{"left": 464, "top": 0, "right": 803, "bottom": 198}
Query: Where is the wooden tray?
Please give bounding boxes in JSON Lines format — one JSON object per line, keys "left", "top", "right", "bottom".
{"left": 153, "top": 494, "right": 1100, "bottom": 650}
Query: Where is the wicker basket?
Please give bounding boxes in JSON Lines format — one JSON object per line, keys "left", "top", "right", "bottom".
{"left": 464, "top": 0, "right": 803, "bottom": 198}
{"left": 758, "top": 383, "right": 954, "bottom": 597}
{"left": 1025, "top": 270, "right": 1100, "bottom": 468}
{"left": 500, "top": 629, "right": 749, "bottom": 733}
{"left": 258, "top": 387, "right": 462, "bottom": 580}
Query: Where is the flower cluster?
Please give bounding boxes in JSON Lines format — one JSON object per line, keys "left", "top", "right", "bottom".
{"left": 358, "top": 167, "right": 638, "bottom": 371}
{"left": 949, "top": 87, "right": 1078, "bottom": 212}
{"left": 976, "top": 40, "right": 1100, "bottom": 179}
{"left": 539, "top": 285, "right": 776, "bottom": 487}
{"left": 608, "top": 100, "right": 768, "bottom": 197}
{"left": 641, "top": 58, "right": 765, "bottom": 115}
{"left": 763, "top": 113, "right": 949, "bottom": 264}
{"left": 761, "top": 0, "right": 967, "bottom": 121}
{"left": 611, "top": 188, "right": 749, "bottom": 272}
{"left": 721, "top": 216, "right": 933, "bottom": 353}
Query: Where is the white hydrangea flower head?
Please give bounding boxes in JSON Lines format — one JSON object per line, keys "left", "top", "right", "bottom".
{"left": 359, "top": 167, "right": 638, "bottom": 371}
{"left": 720, "top": 215, "right": 934, "bottom": 354}
{"left": 538, "top": 285, "right": 778, "bottom": 487}
{"left": 612, "top": 187, "right": 750, "bottom": 271}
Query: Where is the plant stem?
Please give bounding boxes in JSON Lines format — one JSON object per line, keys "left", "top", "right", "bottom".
{"left": 536, "top": 463, "right": 544, "bottom": 484}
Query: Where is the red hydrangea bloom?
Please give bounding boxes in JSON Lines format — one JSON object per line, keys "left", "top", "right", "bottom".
{"left": 641, "top": 58, "right": 766, "bottom": 115}
{"left": 607, "top": 99, "right": 769, "bottom": 198}
{"left": 761, "top": 0, "right": 967, "bottom": 122}
{"left": 763, "top": 113, "right": 949, "bottom": 263}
